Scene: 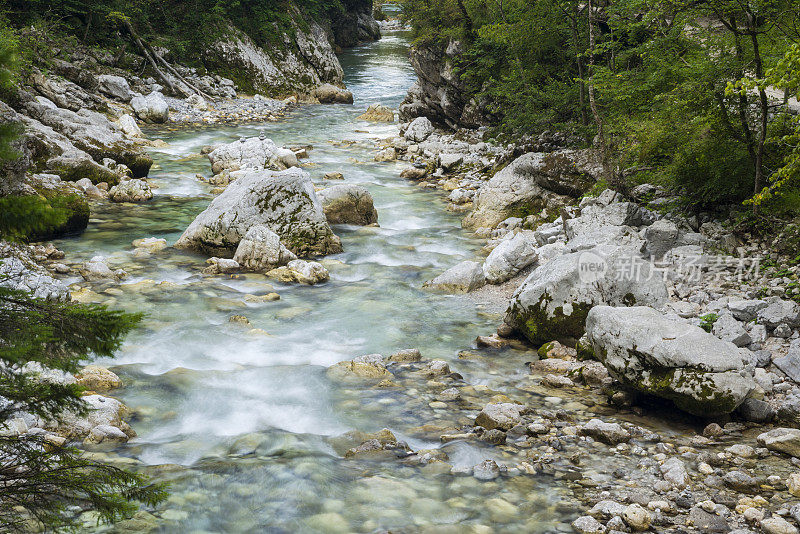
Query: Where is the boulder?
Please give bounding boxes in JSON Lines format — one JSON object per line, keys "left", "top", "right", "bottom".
{"left": 504, "top": 245, "right": 668, "bottom": 345}
{"left": 266, "top": 259, "right": 329, "bottom": 285}
{"left": 757, "top": 428, "right": 800, "bottom": 457}
{"left": 374, "top": 147, "right": 397, "bottom": 162}
{"left": 438, "top": 153, "right": 464, "bottom": 171}
{"left": 233, "top": 225, "right": 296, "bottom": 271}
{"left": 579, "top": 418, "right": 630, "bottom": 444}
{"left": 757, "top": 298, "right": 800, "bottom": 329}
{"left": 712, "top": 313, "right": 751, "bottom": 347}
{"left": 97, "top": 75, "right": 132, "bottom": 102}
{"left": 130, "top": 91, "right": 169, "bottom": 123}
{"left": 203, "top": 257, "right": 240, "bottom": 274}
{"left": 644, "top": 219, "right": 679, "bottom": 258}
{"left": 174, "top": 168, "right": 342, "bottom": 258}
{"left": 358, "top": 103, "right": 394, "bottom": 122}
{"left": 314, "top": 83, "right": 354, "bottom": 104}
{"left": 475, "top": 403, "right": 526, "bottom": 431}
{"left": 423, "top": 260, "right": 486, "bottom": 293}
{"left": 404, "top": 117, "right": 434, "bottom": 142}
{"left": 482, "top": 231, "right": 538, "bottom": 284}
{"left": 586, "top": 306, "right": 756, "bottom": 415}
{"left": 75, "top": 366, "right": 122, "bottom": 392}
{"left": 108, "top": 178, "right": 152, "bottom": 202}
{"left": 327, "top": 355, "right": 392, "bottom": 381}
{"left": 56, "top": 394, "right": 134, "bottom": 441}
{"left": 317, "top": 184, "right": 378, "bottom": 226}
{"left": 116, "top": 114, "right": 142, "bottom": 138}
{"left": 463, "top": 150, "right": 599, "bottom": 230}
{"left": 187, "top": 93, "right": 209, "bottom": 110}
{"left": 209, "top": 137, "right": 298, "bottom": 176}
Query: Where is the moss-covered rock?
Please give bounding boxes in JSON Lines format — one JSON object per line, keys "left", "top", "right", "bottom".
{"left": 585, "top": 305, "right": 756, "bottom": 416}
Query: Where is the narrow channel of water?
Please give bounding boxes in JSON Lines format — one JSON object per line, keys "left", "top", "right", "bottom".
{"left": 55, "top": 31, "right": 574, "bottom": 532}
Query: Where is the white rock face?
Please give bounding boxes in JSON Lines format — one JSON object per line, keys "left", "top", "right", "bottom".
{"left": 175, "top": 167, "right": 342, "bottom": 257}
{"left": 98, "top": 74, "right": 132, "bottom": 102}
{"left": 483, "top": 231, "right": 538, "bottom": 284}
{"left": 585, "top": 306, "right": 756, "bottom": 415}
{"left": 233, "top": 225, "right": 297, "bottom": 271}
{"left": 211, "top": 19, "right": 344, "bottom": 95}
{"left": 405, "top": 117, "right": 434, "bottom": 142}
{"left": 108, "top": 178, "right": 153, "bottom": 202}
{"left": 130, "top": 91, "right": 169, "bottom": 123}
{"left": 504, "top": 244, "right": 668, "bottom": 345}
{"left": 424, "top": 260, "right": 486, "bottom": 293}
{"left": 209, "top": 137, "right": 298, "bottom": 176}
{"left": 317, "top": 184, "right": 378, "bottom": 226}
{"left": 464, "top": 150, "right": 599, "bottom": 230}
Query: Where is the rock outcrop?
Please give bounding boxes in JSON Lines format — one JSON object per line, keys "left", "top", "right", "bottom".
{"left": 399, "top": 40, "right": 491, "bottom": 128}
{"left": 463, "top": 150, "right": 600, "bottom": 230}
{"left": 585, "top": 306, "right": 756, "bottom": 415}
{"left": 175, "top": 167, "right": 342, "bottom": 257}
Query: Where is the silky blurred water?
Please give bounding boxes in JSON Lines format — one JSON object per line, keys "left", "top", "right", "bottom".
{"left": 54, "top": 31, "right": 573, "bottom": 533}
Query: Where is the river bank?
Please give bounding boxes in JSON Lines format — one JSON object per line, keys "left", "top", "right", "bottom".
{"left": 4, "top": 25, "right": 800, "bottom": 534}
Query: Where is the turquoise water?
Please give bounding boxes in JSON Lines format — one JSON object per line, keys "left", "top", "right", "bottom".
{"left": 55, "top": 31, "right": 573, "bottom": 533}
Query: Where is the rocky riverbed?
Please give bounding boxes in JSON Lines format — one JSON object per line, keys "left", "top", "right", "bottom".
{"left": 4, "top": 25, "right": 800, "bottom": 534}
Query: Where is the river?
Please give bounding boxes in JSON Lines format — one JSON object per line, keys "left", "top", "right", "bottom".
{"left": 55, "top": 30, "right": 577, "bottom": 533}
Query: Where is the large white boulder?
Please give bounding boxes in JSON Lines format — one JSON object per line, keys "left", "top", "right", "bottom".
{"left": 130, "top": 91, "right": 169, "bottom": 123}
{"left": 504, "top": 245, "right": 668, "bottom": 345}
{"left": 233, "top": 225, "right": 297, "bottom": 271}
{"left": 317, "top": 184, "right": 378, "bottom": 226}
{"left": 108, "top": 178, "right": 152, "bottom": 202}
{"left": 404, "top": 117, "right": 434, "bottom": 142}
{"left": 98, "top": 74, "right": 132, "bottom": 102}
{"left": 483, "top": 231, "right": 538, "bottom": 284}
{"left": 586, "top": 306, "right": 756, "bottom": 416}
{"left": 463, "top": 150, "right": 598, "bottom": 230}
{"left": 174, "top": 168, "right": 342, "bottom": 257}
{"left": 209, "top": 137, "right": 298, "bottom": 176}
{"left": 423, "top": 260, "right": 486, "bottom": 293}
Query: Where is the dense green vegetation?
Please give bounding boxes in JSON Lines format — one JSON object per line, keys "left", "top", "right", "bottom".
{"left": 0, "top": 0, "right": 364, "bottom": 62}
{"left": 0, "top": 31, "right": 166, "bottom": 532}
{"left": 402, "top": 0, "right": 800, "bottom": 215}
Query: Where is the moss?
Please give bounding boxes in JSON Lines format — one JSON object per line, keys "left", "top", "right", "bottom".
{"left": 517, "top": 299, "right": 593, "bottom": 346}
{"left": 537, "top": 341, "right": 556, "bottom": 359}
{"left": 51, "top": 160, "right": 119, "bottom": 186}
{"left": 575, "top": 337, "right": 596, "bottom": 361}
{"left": 29, "top": 189, "right": 89, "bottom": 240}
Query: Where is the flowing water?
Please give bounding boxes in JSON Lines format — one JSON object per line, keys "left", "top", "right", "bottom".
{"left": 55, "top": 31, "right": 579, "bottom": 533}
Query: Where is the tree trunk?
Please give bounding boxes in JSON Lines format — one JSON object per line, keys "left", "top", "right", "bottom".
{"left": 587, "top": 0, "right": 614, "bottom": 186}
{"left": 749, "top": 26, "right": 768, "bottom": 197}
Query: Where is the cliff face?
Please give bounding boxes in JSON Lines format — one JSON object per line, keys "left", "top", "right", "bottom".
{"left": 204, "top": 1, "right": 380, "bottom": 97}
{"left": 399, "top": 40, "right": 493, "bottom": 130}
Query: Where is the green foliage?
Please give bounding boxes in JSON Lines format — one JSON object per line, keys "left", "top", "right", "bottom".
{"left": 402, "top": 0, "right": 800, "bottom": 213}
{"left": 699, "top": 313, "right": 718, "bottom": 333}
{"left": 0, "top": 285, "right": 167, "bottom": 531}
